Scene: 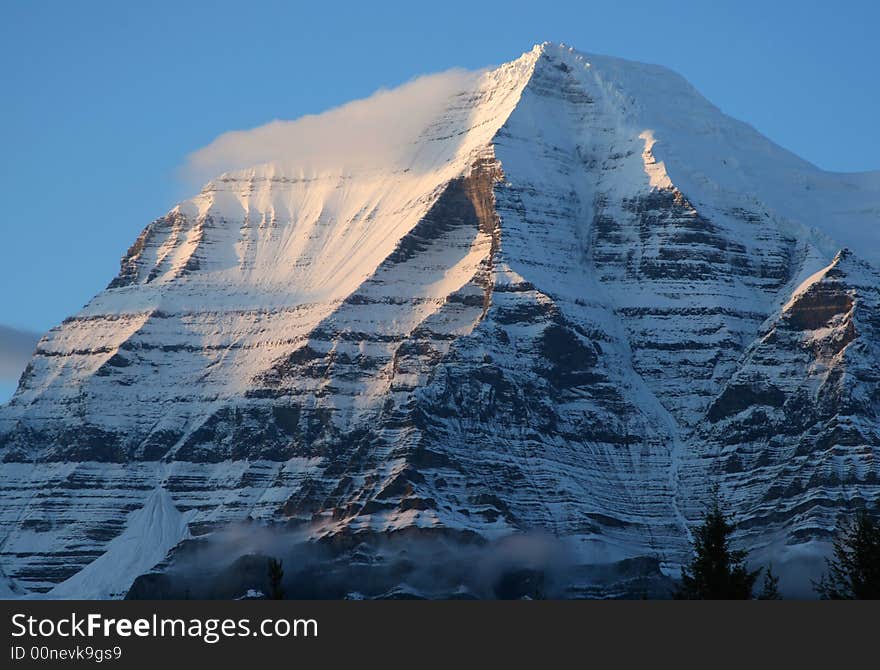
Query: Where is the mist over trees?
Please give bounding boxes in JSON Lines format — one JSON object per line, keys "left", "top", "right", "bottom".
{"left": 674, "top": 492, "right": 879, "bottom": 600}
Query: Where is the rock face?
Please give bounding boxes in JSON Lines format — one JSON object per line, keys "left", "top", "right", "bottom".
{"left": 1, "top": 43, "right": 879, "bottom": 597}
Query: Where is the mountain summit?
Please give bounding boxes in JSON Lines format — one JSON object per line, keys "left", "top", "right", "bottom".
{"left": 2, "top": 43, "right": 879, "bottom": 598}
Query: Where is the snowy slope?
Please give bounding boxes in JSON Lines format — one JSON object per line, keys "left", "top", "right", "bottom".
{"left": 47, "top": 488, "right": 192, "bottom": 599}
{"left": 0, "top": 43, "right": 878, "bottom": 597}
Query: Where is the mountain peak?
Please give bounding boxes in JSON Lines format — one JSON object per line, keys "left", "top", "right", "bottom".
{"left": 1, "top": 43, "right": 878, "bottom": 598}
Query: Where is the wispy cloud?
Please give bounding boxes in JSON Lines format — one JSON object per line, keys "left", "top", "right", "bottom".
{"left": 183, "top": 68, "right": 482, "bottom": 185}
{"left": 0, "top": 324, "right": 40, "bottom": 381}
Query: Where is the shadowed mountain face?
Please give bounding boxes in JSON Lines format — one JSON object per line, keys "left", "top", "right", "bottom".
{"left": 1, "top": 43, "right": 878, "bottom": 598}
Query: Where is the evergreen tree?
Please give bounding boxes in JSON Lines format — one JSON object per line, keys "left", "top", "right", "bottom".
{"left": 267, "top": 557, "right": 285, "bottom": 600}
{"left": 675, "top": 497, "right": 760, "bottom": 599}
{"left": 814, "top": 511, "right": 880, "bottom": 600}
{"left": 757, "top": 564, "right": 781, "bottom": 600}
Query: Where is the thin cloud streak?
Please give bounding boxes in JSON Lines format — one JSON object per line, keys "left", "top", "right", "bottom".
{"left": 0, "top": 324, "right": 40, "bottom": 381}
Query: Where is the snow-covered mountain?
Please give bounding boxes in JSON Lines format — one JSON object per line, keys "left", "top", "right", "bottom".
{"left": 1, "top": 43, "right": 878, "bottom": 598}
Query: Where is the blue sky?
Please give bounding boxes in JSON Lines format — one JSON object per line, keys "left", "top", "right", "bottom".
{"left": 0, "top": 1, "right": 876, "bottom": 352}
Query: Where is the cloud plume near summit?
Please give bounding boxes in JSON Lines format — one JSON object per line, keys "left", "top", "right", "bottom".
{"left": 0, "top": 325, "right": 39, "bottom": 382}
{"left": 183, "top": 68, "right": 483, "bottom": 184}
{"left": 0, "top": 325, "right": 40, "bottom": 401}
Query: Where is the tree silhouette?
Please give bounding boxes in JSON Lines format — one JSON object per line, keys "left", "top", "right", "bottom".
{"left": 267, "top": 558, "right": 285, "bottom": 600}
{"left": 675, "top": 496, "right": 760, "bottom": 599}
{"left": 757, "top": 564, "right": 781, "bottom": 600}
{"left": 814, "top": 511, "right": 880, "bottom": 599}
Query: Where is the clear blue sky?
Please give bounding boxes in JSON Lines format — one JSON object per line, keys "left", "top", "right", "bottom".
{"left": 1, "top": 0, "right": 877, "bottom": 337}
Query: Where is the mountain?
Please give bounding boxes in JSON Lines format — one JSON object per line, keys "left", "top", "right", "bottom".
{"left": 1, "top": 43, "right": 878, "bottom": 598}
